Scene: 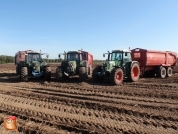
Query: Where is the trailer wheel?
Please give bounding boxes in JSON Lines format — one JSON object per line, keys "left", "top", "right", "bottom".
{"left": 166, "top": 67, "right": 172, "bottom": 77}
{"left": 129, "top": 63, "right": 140, "bottom": 82}
{"left": 56, "top": 66, "right": 64, "bottom": 82}
{"left": 79, "top": 67, "right": 87, "bottom": 82}
{"left": 110, "top": 68, "right": 123, "bottom": 85}
{"left": 20, "top": 67, "right": 28, "bottom": 82}
{"left": 160, "top": 67, "right": 166, "bottom": 78}
{"left": 44, "top": 66, "right": 51, "bottom": 81}
{"left": 92, "top": 66, "right": 104, "bottom": 82}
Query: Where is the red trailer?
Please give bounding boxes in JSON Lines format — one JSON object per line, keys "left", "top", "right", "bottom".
{"left": 131, "top": 48, "right": 177, "bottom": 78}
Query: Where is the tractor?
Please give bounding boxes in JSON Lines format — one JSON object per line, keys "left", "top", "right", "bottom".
{"left": 56, "top": 50, "right": 93, "bottom": 82}
{"left": 15, "top": 50, "right": 51, "bottom": 82}
{"left": 92, "top": 49, "right": 140, "bottom": 85}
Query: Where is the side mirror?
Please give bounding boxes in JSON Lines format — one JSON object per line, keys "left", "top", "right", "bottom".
{"left": 58, "top": 54, "right": 61, "bottom": 58}
{"left": 25, "top": 54, "right": 28, "bottom": 62}
{"left": 125, "top": 53, "right": 127, "bottom": 56}
{"left": 46, "top": 54, "right": 49, "bottom": 59}
{"left": 103, "top": 54, "right": 105, "bottom": 57}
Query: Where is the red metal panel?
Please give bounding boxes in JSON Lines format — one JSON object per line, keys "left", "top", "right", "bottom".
{"left": 81, "top": 52, "right": 93, "bottom": 65}
{"left": 131, "top": 48, "right": 177, "bottom": 67}
{"left": 87, "top": 53, "right": 93, "bottom": 65}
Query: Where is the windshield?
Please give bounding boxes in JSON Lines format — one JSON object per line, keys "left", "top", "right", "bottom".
{"left": 28, "top": 53, "right": 41, "bottom": 62}
{"left": 67, "top": 53, "right": 80, "bottom": 61}
{"left": 110, "top": 52, "right": 122, "bottom": 61}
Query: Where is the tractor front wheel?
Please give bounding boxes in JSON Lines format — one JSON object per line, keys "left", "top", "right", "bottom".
{"left": 110, "top": 68, "right": 123, "bottom": 85}
{"left": 129, "top": 63, "right": 140, "bottom": 82}
{"left": 56, "top": 66, "right": 64, "bottom": 82}
{"left": 92, "top": 66, "right": 104, "bottom": 82}
{"left": 44, "top": 66, "right": 51, "bottom": 81}
{"left": 79, "top": 67, "right": 87, "bottom": 82}
{"left": 20, "top": 67, "right": 28, "bottom": 82}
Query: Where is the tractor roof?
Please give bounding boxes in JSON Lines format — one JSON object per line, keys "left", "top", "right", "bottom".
{"left": 67, "top": 50, "right": 88, "bottom": 54}
{"left": 67, "top": 51, "right": 80, "bottom": 53}
{"left": 15, "top": 50, "right": 39, "bottom": 55}
{"left": 112, "top": 49, "right": 131, "bottom": 53}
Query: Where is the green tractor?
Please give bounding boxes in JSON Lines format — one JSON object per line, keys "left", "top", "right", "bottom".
{"left": 15, "top": 50, "right": 51, "bottom": 82}
{"left": 56, "top": 50, "right": 93, "bottom": 82}
{"left": 92, "top": 49, "right": 140, "bottom": 85}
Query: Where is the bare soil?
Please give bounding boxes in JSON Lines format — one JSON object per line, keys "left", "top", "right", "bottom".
{"left": 0, "top": 63, "right": 177, "bottom": 134}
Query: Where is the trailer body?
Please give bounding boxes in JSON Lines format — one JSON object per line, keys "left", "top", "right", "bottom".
{"left": 131, "top": 48, "right": 177, "bottom": 78}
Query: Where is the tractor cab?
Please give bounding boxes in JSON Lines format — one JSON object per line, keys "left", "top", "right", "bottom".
{"left": 27, "top": 53, "right": 41, "bottom": 62}
{"left": 103, "top": 49, "right": 132, "bottom": 72}
{"left": 67, "top": 51, "right": 81, "bottom": 61}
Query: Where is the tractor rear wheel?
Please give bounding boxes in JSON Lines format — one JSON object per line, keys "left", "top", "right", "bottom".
{"left": 129, "top": 63, "right": 140, "bottom": 82}
{"left": 44, "top": 66, "right": 51, "bottom": 81}
{"left": 56, "top": 66, "right": 64, "bottom": 82}
{"left": 110, "top": 68, "right": 123, "bottom": 85}
{"left": 20, "top": 67, "right": 28, "bottom": 82}
{"left": 92, "top": 66, "right": 104, "bottom": 82}
{"left": 79, "top": 67, "right": 87, "bottom": 82}
{"left": 166, "top": 67, "right": 172, "bottom": 77}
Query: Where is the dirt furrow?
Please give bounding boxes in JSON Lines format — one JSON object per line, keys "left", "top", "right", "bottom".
{"left": 0, "top": 85, "right": 177, "bottom": 123}
{"left": 0, "top": 94, "right": 177, "bottom": 134}
{"left": 1, "top": 93, "right": 178, "bottom": 131}
{"left": 1, "top": 82, "right": 178, "bottom": 106}
{"left": 0, "top": 113, "right": 69, "bottom": 134}
{"left": 2, "top": 81, "right": 178, "bottom": 101}
{"left": 1, "top": 83, "right": 177, "bottom": 113}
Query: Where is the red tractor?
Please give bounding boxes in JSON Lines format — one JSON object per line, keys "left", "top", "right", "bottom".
{"left": 56, "top": 50, "right": 93, "bottom": 82}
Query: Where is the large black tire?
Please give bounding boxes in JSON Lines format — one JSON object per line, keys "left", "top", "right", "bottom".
{"left": 92, "top": 66, "right": 104, "bottom": 82}
{"left": 79, "top": 67, "right": 87, "bottom": 82}
{"left": 166, "top": 67, "right": 172, "bottom": 77}
{"left": 16, "top": 65, "right": 19, "bottom": 75}
{"left": 128, "top": 63, "right": 140, "bottom": 82}
{"left": 56, "top": 66, "right": 64, "bottom": 82}
{"left": 88, "top": 65, "right": 92, "bottom": 76}
{"left": 110, "top": 68, "right": 124, "bottom": 85}
{"left": 44, "top": 66, "right": 51, "bottom": 81}
{"left": 20, "top": 67, "right": 28, "bottom": 82}
{"left": 159, "top": 67, "right": 166, "bottom": 78}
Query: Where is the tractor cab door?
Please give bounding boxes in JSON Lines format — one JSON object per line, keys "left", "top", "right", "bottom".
{"left": 122, "top": 52, "right": 132, "bottom": 74}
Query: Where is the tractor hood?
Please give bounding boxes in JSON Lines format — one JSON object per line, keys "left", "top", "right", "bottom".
{"left": 61, "top": 60, "right": 77, "bottom": 75}
{"left": 105, "top": 60, "right": 122, "bottom": 72}
{"left": 31, "top": 61, "right": 41, "bottom": 72}
{"left": 68, "top": 61, "right": 77, "bottom": 69}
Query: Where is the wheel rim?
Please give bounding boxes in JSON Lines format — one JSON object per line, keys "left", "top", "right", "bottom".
{"left": 161, "top": 68, "right": 166, "bottom": 76}
{"left": 116, "top": 72, "right": 122, "bottom": 81}
{"left": 168, "top": 68, "right": 172, "bottom": 74}
{"left": 132, "top": 66, "right": 139, "bottom": 77}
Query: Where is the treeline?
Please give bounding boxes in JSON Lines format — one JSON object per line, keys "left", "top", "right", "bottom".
{"left": 0, "top": 55, "right": 15, "bottom": 64}
{"left": 0, "top": 55, "right": 104, "bottom": 64}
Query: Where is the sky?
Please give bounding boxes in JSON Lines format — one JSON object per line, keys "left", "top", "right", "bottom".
{"left": 0, "top": 0, "right": 178, "bottom": 60}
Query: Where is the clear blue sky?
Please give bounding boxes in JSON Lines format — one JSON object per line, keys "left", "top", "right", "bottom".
{"left": 0, "top": 0, "right": 178, "bottom": 60}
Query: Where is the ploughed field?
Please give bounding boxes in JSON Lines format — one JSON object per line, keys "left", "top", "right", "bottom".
{"left": 0, "top": 63, "right": 178, "bottom": 134}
